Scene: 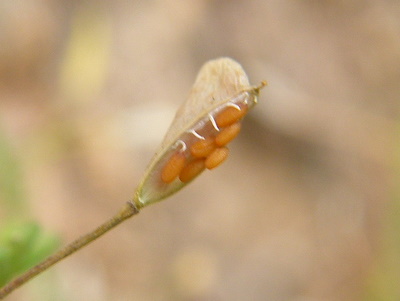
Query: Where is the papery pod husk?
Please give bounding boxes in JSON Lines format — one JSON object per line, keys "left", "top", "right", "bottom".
{"left": 134, "top": 57, "right": 265, "bottom": 208}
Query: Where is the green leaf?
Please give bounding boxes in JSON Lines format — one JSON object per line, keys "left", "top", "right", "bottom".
{"left": 0, "top": 221, "right": 59, "bottom": 287}
{"left": 0, "top": 124, "right": 26, "bottom": 212}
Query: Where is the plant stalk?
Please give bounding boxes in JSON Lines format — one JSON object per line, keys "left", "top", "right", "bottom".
{"left": 0, "top": 201, "right": 139, "bottom": 299}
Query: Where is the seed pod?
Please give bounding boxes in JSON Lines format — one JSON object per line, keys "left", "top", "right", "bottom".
{"left": 190, "top": 137, "right": 216, "bottom": 158}
{"left": 205, "top": 147, "right": 229, "bottom": 169}
{"left": 215, "top": 105, "right": 248, "bottom": 128}
{"left": 179, "top": 159, "right": 206, "bottom": 183}
{"left": 161, "top": 152, "right": 186, "bottom": 184}
{"left": 215, "top": 123, "right": 242, "bottom": 146}
{"left": 134, "top": 57, "right": 266, "bottom": 208}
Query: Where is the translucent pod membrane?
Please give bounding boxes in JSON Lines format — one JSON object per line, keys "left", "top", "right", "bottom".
{"left": 134, "top": 57, "right": 266, "bottom": 208}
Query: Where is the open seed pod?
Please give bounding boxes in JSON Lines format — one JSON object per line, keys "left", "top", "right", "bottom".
{"left": 134, "top": 57, "right": 266, "bottom": 208}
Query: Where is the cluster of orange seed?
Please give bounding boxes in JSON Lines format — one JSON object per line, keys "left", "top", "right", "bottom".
{"left": 161, "top": 102, "right": 248, "bottom": 184}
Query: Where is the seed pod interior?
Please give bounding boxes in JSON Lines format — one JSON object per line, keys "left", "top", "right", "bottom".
{"left": 134, "top": 57, "right": 266, "bottom": 208}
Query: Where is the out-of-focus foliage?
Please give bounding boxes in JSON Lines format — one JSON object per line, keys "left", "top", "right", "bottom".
{"left": 0, "top": 126, "right": 59, "bottom": 289}
{"left": 59, "top": 3, "right": 111, "bottom": 103}
{"left": 0, "top": 127, "right": 25, "bottom": 212}
{"left": 0, "top": 221, "right": 59, "bottom": 287}
{"left": 363, "top": 122, "right": 400, "bottom": 301}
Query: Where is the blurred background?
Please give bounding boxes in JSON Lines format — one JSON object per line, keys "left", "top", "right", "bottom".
{"left": 0, "top": 0, "right": 398, "bottom": 300}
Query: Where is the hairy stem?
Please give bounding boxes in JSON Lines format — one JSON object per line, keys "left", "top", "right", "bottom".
{"left": 0, "top": 201, "right": 139, "bottom": 299}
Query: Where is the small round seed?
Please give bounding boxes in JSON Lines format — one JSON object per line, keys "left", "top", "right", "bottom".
{"left": 205, "top": 147, "right": 229, "bottom": 169}
{"left": 161, "top": 152, "right": 186, "bottom": 183}
{"left": 190, "top": 137, "right": 216, "bottom": 158}
{"left": 215, "top": 105, "right": 248, "bottom": 128}
{"left": 179, "top": 159, "right": 206, "bottom": 183}
{"left": 215, "top": 122, "right": 241, "bottom": 146}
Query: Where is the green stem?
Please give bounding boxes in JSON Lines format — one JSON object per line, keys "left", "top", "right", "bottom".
{"left": 0, "top": 201, "right": 139, "bottom": 299}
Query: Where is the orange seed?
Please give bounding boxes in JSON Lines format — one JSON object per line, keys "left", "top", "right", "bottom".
{"left": 161, "top": 152, "right": 186, "bottom": 183}
{"left": 190, "top": 137, "right": 216, "bottom": 158}
{"left": 179, "top": 159, "right": 206, "bottom": 183}
{"left": 205, "top": 147, "right": 229, "bottom": 169}
{"left": 215, "top": 122, "right": 241, "bottom": 146}
{"left": 215, "top": 105, "right": 248, "bottom": 128}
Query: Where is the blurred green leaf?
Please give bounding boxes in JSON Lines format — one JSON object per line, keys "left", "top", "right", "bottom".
{"left": 363, "top": 123, "right": 400, "bottom": 301}
{"left": 59, "top": 3, "right": 111, "bottom": 103}
{"left": 0, "top": 221, "right": 59, "bottom": 287}
{"left": 0, "top": 125, "right": 26, "bottom": 212}
{"left": 0, "top": 122, "right": 60, "bottom": 288}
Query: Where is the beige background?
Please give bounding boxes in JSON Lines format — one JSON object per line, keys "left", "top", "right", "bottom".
{"left": 0, "top": 1, "right": 398, "bottom": 300}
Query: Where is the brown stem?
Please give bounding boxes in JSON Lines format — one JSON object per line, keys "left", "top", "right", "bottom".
{"left": 0, "top": 201, "right": 139, "bottom": 299}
